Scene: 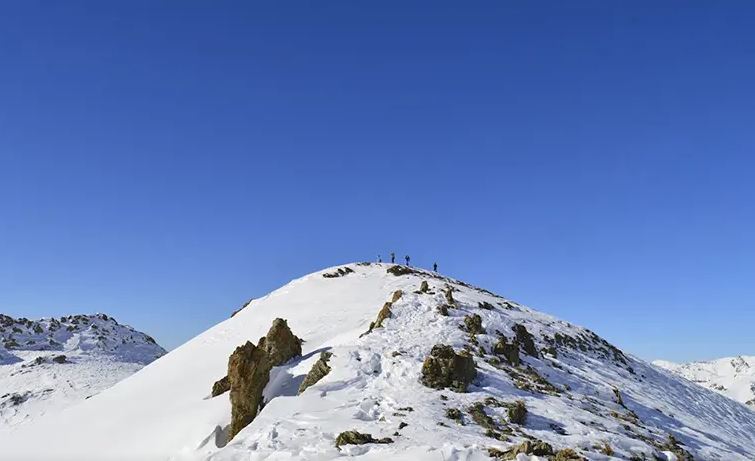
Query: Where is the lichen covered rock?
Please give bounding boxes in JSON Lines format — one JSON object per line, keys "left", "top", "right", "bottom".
{"left": 227, "top": 341, "right": 272, "bottom": 442}
{"left": 211, "top": 375, "right": 230, "bottom": 397}
{"left": 512, "top": 323, "right": 538, "bottom": 357}
{"left": 493, "top": 337, "right": 520, "bottom": 366}
{"left": 263, "top": 318, "right": 302, "bottom": 366}
{"left": 420, "top": 344, "right": 476, "bottom": 392}
{"left": 335, "top": 430, "right": 393, "bottom": 448}
{"left": 298, "top": 351, "right": 332, "bottom": 394}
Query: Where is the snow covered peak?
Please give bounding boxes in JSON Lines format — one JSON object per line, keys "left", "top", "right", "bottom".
{"left": 0, "top": 313, "right": 165, "bottom": 364}
{"left": 2, "top": 263, "right": 754, "bottom": 460}
{"left": 653, "top": 355, "right": 755, "bottom": 408}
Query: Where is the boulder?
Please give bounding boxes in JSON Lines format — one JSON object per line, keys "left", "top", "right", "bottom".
{"left": 298, "top": 351, "right": 332, "bottom": 394}
{"left": 391, "top": 290, "right": 403, "bottom": 303}
{"left": 418, "top": 281, "right": 430, "bottom": 293}
{"left": 493, "top": 337, "right": 520, "bottom": 366}
{"left": 263, "top": 318, "right": 302, "bottom": 366}
{"left": 52, "top": 355, "right": 67, "bottom": 364}
{"left": 227, "top": 341, "right": 272, "bottom": 442}
{"left": 463, "top": 314, "right": 485, "bottom": 335}
{"left": 512, "top": 323, "right": 538, "bottom": 357}
{"left": 211, "top": 376, "right": 230, "bottom": 397}
{"left": 420, "top": 344, "right": 476, "bottom": 392}
{"left": 335, "top": 431, "right": 393, "bottom": 448}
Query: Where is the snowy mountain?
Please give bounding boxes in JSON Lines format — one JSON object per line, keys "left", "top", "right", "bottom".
{"left": 0, "top": 313, "right": 165, "bottom": 429}
{"left": 1, "top": 263, "right": 754, "bottom": 460}
{"left": 653, "top": 356, "right": 755, "bottom": 408}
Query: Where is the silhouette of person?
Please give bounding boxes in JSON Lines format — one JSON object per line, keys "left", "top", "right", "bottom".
{"left": 433, "top": 262, "right": 438, "bottom": 272}
{"left": 405, "top": 255, "right": 410, "bottom": 266}
{"left": 378, "top": 255, "right": 382, "bottom": 263}
{"left": 390, "top": 252, "right": 395, "bottom": 264}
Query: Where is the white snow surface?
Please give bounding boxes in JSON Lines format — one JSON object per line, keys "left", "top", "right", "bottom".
{"left": 0, "top": 313, "right": 165, "bottom": 431}
{"left": 1, "top": 263, "right": 754, "bottom": 461}
{"left": 654, "top": 356, "right": 755, "bottom": 408}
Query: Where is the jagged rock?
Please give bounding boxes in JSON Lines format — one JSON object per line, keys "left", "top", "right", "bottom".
{"left": 463, "top": 314, "right": 485, "bottom": 335}
{"left": 230, "top": 298, "right": 253, "bottom": 318}
{"left": 211, "top": 376, "right": 230, "bottom": 397}
{"left": 298, "top": 351, "right": 332, "bottom": 394}
{"left": 512, "top": 323, "right": 538, "bottom": 357}
{"left": 478, "top": 301, "right": 494, "bottom": 310}
{"left": 445, "top": 407, "right": 463, "bottom": 424}
{"left": 418, "top": 281, "right": 430, "bottom": 293}
{"left": 323, "top": 267, "right": 354, "bottom": 278}
{"left": 420, "top": 344, "right": 476, "bottom": 392}
{"left": 52, "top": 355, "right": 67, "bottom": 364}
{"left": 554, "top": 449, "right": 585, "bottom": 460}
{"left": 467, "top": 402, "right": 497, "bottom": 430}
{"left": 335, "top": 430, "right": 393, "bottom": 448}
{"left": 489, "top": 439, "right": 553, "bottom": 459}
{"left": 444, "top": 286, "right": 455, "bottom": 305}
{"left": 493, "top": 337, "right": 520, "bottom": 366}
{"left": 612, "top": 386, "right": 625, "bottom": 408}
{"left": 227, "top": 341, "right": 272, "bottom": 442}
{"left": 386, "top": 265, "right": 415, "bottom": 276}
{"left": 391, "top": 290, "right": 403, "bottom": 303}
{"left": 662, "top": 434, "right": 694, "bottom": 461}
{"left": 507, "top": 400, "right": 527, "bottom": 425}
{"left": 437, "top": 305, "right": 449, "bottom": 316}
{"left": 263, "top": 318, "right": 302, "bottom": 366}
{"left": 374, "top": 303, "right": 393, "bottom": 329}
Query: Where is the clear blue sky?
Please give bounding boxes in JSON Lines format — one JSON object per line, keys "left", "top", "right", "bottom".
{"left": 1, "top": 2, "right": 753, "bottom": 362}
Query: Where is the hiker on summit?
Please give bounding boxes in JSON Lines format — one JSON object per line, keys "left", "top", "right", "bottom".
{"left": 433, "top": 262, "right": 438, "bottom": 272}
{"left": 390, "top": 253, "right": 395, "bottom": 264}
{"left": 405, "top": 255, "right": 410, "bottom": 266}
{"left": 378, "top": 255, "right": 382, "bottom": 263}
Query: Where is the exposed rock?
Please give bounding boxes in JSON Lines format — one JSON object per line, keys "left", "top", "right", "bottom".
{"left": 420, "top": 344, "right": 476, "bottom": 392}
{"left": 437, "top": 305, "right": 450, "bottom": 316}
{"left": 463, "top": 314, "right": 485, "bottom": 335}
{"left": 418, "top": 281, "right": 430, "bottom": 293}
{"left": 478, "top": 301, "right": 495, "bottom": 310}
{"left": 612, "top": 386, "right": 626, "bottom": 408}
{"left": 335, "top": 431, "right": 393, "bottom": 448}
{"left": 554, "top": 448, "right": 585, "bottom": 460}
{"left": 493, "top": 337, "right": 520, "bottom": 366}
{"left": 211, "top": 376, "right": 230, "bottom": 397}
{"left": 444, "top": 286, "right": 456, "bottom": 305}
{"left": 507, "top": 400, "right": 527, "bottom": 425}
{"left": 467, "top": 402, "right": 496, "bottom": 430}
{"left": 230, "top": 298, "right": 253, "bottom": 318}
{"left": 445, "top": 407, "right": 464, "bottom": 424}
{"left": 263, "top": 318, "right": 302, "bottom": 366}
{"left": 387, "top": 265, "right": 416, "bottom": 276}
{"left": 512, "top": 323, "right": 538, "bottom": 357}
{"left": 227, "top": 341, "right": 272, "bottom": 442}
{"left": 52, "top": 355, "right": 67, "bottom": 364}
{"left": 322, "top": 267, "right": 354, "bottom": 278}
{"left": 390, "top": 290, "right": 403, "bottom": 303}
{"left": 489, "top": 439, "right": 553, "bottom": 459}
{"left": 662, "top": 434, "right": 694, "bottom": 461}
{"left": 298, "top": 351, "right": 332, "bottom": 394}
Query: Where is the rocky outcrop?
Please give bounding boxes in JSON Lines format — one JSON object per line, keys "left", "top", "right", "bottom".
{"left": 323, "top": 267, "right": 354, "bottom": 278}
{"left": 386, "top": 265, "right": 416, "bottom": 276}
{"left": 512, "top": 323, "right": 538, "bottom": 357}
{"left": 227, "top": 341, "right": 271, "bottom": 441}
{"left": 211, "top": 376, "right": 230, "bottom": 397}
{"left": 263, "top": 318, "right": 302, "bottom": 366}
{"left": 390, "top": 290, "right": 403, "bottom": 303}
{"left": 335, "top": 430, "right": 393, "bottom": 448}
{"left": 489, "top": 439, "right": 553, "bottom": 459}
{"left": 420, "top": 344, "right": 476, "bottom": 392}
{"left": 226, "top": 318, "right": 302, "bottom": 442}
{"left": 463, "top": 314, "right": 485, "bottom": 335}
{"left": 493, "top": 337, "right": 520, "bottom": 366}
{"left": 298, "top": 351, "right": 332, "bottom": 394}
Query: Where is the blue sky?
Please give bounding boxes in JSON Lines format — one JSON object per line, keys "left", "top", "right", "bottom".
{"left": 1, "top": 2, "right": 753, "bottom": 362}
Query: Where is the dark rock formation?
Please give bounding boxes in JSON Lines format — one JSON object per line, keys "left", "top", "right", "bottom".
{"left": 298, "top": 351, "right": 332, "bottom": 394}
{"left": 390, "top": 290, "right": 403, "bottom": 303}
{"left": 489, "top": 439, "right": 553, "bottom": 459}
{"left": 418, "top": 281, "right": 430, "bottom": 293}
{"left": 512, "top": 323, "right": 538, "bottom": 357}
{"left": 335, "top": 431, "right": 393, "bottom": 448}
{"left": 211, "top": 376, "right": 230, "bottom": 397}
{"left": 463, "top": 314, "right": 485, "bottom": 335}
{"left": 493, "top": 337, "right": 520, "bottom": 366}
{"left": 227, "top": 341, "right": 272, "bottom": 441}
{"left": 387, "top": 265, "right": 416, "bottom": 276}
{"left": 444, "top": 286, "right": 456, "bottom": 306}
{"left": 420, "top": 344, "right": 476, "bottom": 392}
{"left": 226, "top": 318, "right": 303, "bottom": 442}
{"left": 323, "top": 267, "right": 354, "bottom": 278}
{"left": 52, "top": 355, "right": 67, "bottom": 364}
{"left": 263, "top": 318, "right": 302, "bottom": 366}
{"left": 507, "top": 400, "right": 527, "bottom": 425}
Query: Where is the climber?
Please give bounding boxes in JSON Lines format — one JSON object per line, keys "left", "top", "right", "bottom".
{"left": 390, "top": 252, "right": 395, "bottom": 264}
{"left": 405, "top": 255, "right": 410, "bottom": 266}
{"left": 378, "top": 255, "right": 382, "bottom": 263}
{"left": 433, "top": 262, "right": 438, "bottom": 272}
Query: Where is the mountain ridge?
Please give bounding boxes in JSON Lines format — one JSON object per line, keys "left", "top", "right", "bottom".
{"left": 1, "top": 263, "right": 753, "bottom": 460}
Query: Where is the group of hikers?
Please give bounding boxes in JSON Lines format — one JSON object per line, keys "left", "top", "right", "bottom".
{"left": 377, "top": 252, "right": 438, "bottom": 272}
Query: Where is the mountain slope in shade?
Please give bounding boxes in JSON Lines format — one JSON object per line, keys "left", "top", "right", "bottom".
{"left": 0, "top": 313, "right": 166, "bottom": 429}
{"left": 1, "top": 263, "right": 754, "bottom": 460}
{"left": 653, "top": 356, "right": 755, "bottom": 407}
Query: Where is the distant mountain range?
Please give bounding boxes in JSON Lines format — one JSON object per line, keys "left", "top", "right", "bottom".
{"left": 654, "top": 356, "right": 755, "bottom": 408}
{"left": 0, "top": 313, "right": 165, "bottom": 429}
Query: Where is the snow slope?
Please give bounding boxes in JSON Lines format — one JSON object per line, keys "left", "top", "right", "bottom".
{"left": 1, "top": 263, "right": 754, "bottom": 460}
{"left": 0, "top": 313, "right": 165, "bottom": 430}
{"left": 654, "top": 356, "right": 755, "bottom": 408}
